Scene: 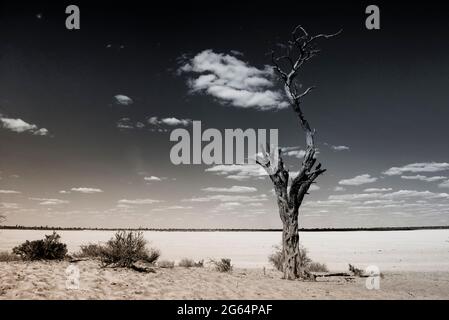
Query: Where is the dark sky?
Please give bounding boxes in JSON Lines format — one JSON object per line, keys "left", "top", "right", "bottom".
{"left": 1, "top": 1, "right": 449, "bottom": 228}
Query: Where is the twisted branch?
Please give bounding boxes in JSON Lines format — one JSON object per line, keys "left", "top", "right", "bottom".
{"left": 259, "top": 25, "right": 340, "bottom": 214}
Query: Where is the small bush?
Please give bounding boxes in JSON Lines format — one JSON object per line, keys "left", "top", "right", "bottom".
{"left": 158, "top": 260, "right": 175, "bottom": 268}
{"left": 179, "top": 258, "right": 195, "bottom": 268}
{"left": 268, "top": 245, "right": 283, "bottom": 271}
{"left": 194, "top": 259, "right": 204, "bottom": 268}
{"left": 298, "top": 246, "right": 312, "bottom": 270}
{"left": 178, "top": 258, "right": 204, "bottom": 268}
{"left": 210, "top": 258, "right": 232, "bottom": 272}
{"left": 268, "top": 244, "right": 326, "bottom": 273}
{"left": 99, "top": 231, "right": 160, "bottom": 268}
{"left": 0, "top": 251, "right": 22, "bottom": 262}
{"left": 73, "top": 244, "right": 103, "bottom": 259}
{"left": 308, "top": 262, "right": 329, "bottom": 272}
{"left": 348, "top": 264, "right": 364, "bottom": 276}
{"left": 12, "top": 232, "right": 67, "bottom": 261}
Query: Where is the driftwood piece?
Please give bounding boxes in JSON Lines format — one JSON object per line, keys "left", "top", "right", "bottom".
{"left": 308, "top": 272, "right": 351, "bottom": 280}
{"left": 67, "top": 258, "right": 89, "bottom": 263}
{"left": 130, "top": 263, "right": 156, "bottom": 273}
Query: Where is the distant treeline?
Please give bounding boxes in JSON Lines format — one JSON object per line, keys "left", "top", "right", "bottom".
{"left": 1, "top": 225, "right": 449, "bottom": 232}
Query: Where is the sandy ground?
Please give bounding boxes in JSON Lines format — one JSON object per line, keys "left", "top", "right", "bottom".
{"left": 1, "top": 260, "right": 448, "bottom": 299}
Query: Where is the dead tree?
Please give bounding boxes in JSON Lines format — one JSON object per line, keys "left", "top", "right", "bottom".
{"left": 257, "top": 26, "right": 340, "bottom": 280}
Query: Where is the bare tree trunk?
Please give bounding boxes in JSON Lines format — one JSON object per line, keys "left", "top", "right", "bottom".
{"left": 281, "top": 210, "right": 300, "bottom": 279}
{"left": 257, "top": 26, "right": 340, "bottom": 279}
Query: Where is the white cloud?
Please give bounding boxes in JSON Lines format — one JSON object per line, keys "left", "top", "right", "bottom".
{"left": 329, "top": 193, "right": 383, "bottom": 201}
{"left": 285, "top": 150, "right": 306, "bottom": 158}
{"left": 334, "top": 186, "right": 346, "bottom": 192}
{"left": 1, "top": 202, "right": 19, "bottom": 209}
{"left": 205, "top": 164, "right": 266, "bottom": 180}
{"left": 339, "top": 174, "right": 377, "bottom": 186}
{"left": 331, "top": 145, "right": 350, "bottom": 151}
{"left": 202, "top": 186, "right": 257, "bottom": 193}
{"left": 212, "top": 202, "right": 243, "bottom": 212}
{"left": 118, "top": 199, "right": 162, "bottom": 205}
{"left": 280, "top": 146, "right": 301, "bottom": 152}
{"left": 29, "top": 198, "right": 69, "bottom": 205}
{"left": 179, "top": 50, "right": 289, "bottom": 111}
{"left": 71, "top": 187, "right": 103, "bottom": 194}
{"left": 0, "top": 117, "right": 36, "bottom": 132}
{"left": 162, "top": 118, "right": 191, "bottom": 126}
{"left": 116, "top": 118, "right": 149, "bottom": 130}
{"left": 383, "top": 162, "right": 449, "bottom": 176}
{"left": 114, "top": 94, "right": 133, "bottom": 106}
{"left": 33, "top": 128, "right": 49, "bottom": 136}
{"left": 152, "top": 205, "right": 193, "bottom": 212}
{"left": 329, "top": 190, "right": 449, "bottom": 202}
{"left": 363, "top": 200, "right": 405, "bottom": 205}
{"left": 382, "top": 190, "right": 449, "bottom": 200}
{"left": 147, "top": 116, "right": 192, "bottom": 127}
{"left": 183, "top": 194, "right": 267, "bottom": 203}
{"left": 0, "top": 189, "right": 21, "bottom": 194}
{"left": 400, "top": 175, "right": 447, "bottom": 182}
{"left": 309, "top": 184, "right": 320, "bottom": 191}
{"left": 144, "top": 176, "right": 163, "bottom": 182}
{"left": 363, "top": 188, "right": 393, "bottom": 192}
{"left": 439, "top": 180, "right": 449, "bottom": 188}
{"left": 59, "top": 190, "right": 70, "bottom": 194}
{"left": 116, "top": 117, "right": 135, "bottom": 129}
{"left": 0, "top": 116, "right": 49, "bottom": 136}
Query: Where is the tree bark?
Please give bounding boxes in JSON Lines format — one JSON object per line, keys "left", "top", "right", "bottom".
{"left": 281, "top": 209, "right": 300, "bottom": 279}
{"left": 257, "top": 26, "right": 339, "bottom": 279}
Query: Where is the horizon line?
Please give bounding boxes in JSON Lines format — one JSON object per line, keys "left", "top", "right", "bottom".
{"left": 1, "top": 225, "right": 449, "bottom": 232}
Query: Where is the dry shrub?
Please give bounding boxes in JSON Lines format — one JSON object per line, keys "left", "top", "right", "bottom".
{"left": 12, "top": 232, "right": 67, "bottom": 261}
{"left": 308, "top": 262, "right": 329, "bottom": 272}
{"left": 348, "top": 264, "right": 364, "bottom": 276}
{"left": 73, "top": 243, "right": 103, "bottom": 259}
{"left": 268, "top": 244, "right": 327, "bottom": 273}
{"left": 179, "top": 258, "right": 204, "bottom": 268}
{"left": 179, "top": 258, "right": 195, "bottom": 268}
{"left": 0, "top": 251, "right": 22, "bottom": 262}
{"left": 268, "top": 245, "right": 283, "bottom": 271}
{"left": 100, "top": 231, "right": 160, "bottom": 268}
{"left": 158, "top": 260, "right": 175, "bottom": 268}
{"left": 194, "top": 259, "right": 204, "bottom": 268}
{"left": 71, "top": 231, "right": 160, "bottom": 271}
{"left": 210, "top": 258, "right": 232, "bottom": 272}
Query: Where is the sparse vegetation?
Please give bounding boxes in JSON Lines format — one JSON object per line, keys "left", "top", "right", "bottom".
{"left": 0, "top": 251, "right": 22, "bottom": 262}
{"left": 12, "top": 232, "right": 67, "bottom": 261}
{"left": 268, "top": 245, "right": 284, "bottom": 271}
{"left": 99, "top": 231, "right": 160, "bottom": 268}
{"left": 178, "top": 258, "right": 204, "bottom": 268}
{"left": 73, "top": 243, "right": 103, "bottom": 259}
{"left": 179, "top": 258, "right": 195, "bottom": 268}
{"left": 308, "top": 262, "right": 329, "bottom": 273}
{"left": 268, "top": 244, "right": 328, "bottom": 274}
{"left": 194, "top": 259, "right": 204, "bottom": 268}
{"left": 158, "top": 260, "right": 175, "bottom": 268}
{"left": 348, "top": 264, "right": 364, "bottom": 276}
{"left": 210, "top": 258, "right": 232, "bottom": 272}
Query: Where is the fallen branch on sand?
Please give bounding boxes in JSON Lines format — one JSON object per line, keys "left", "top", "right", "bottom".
{"left": 130, "top": 263, "right": 156, "bottom": 273}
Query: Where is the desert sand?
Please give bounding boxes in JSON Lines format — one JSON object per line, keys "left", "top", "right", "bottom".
{"left": 1, "top": 260, "right": 448, "bottom": 300}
